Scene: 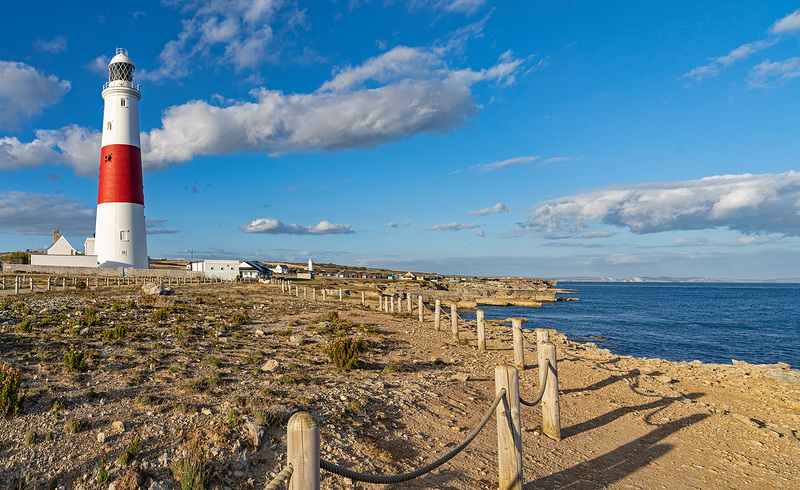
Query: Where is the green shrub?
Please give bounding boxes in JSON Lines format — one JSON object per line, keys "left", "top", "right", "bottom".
{"left": 65, "top": 417, "right": 88, "bottom": 433}
{"left": 326, "top": 336, "right": 365, "bottom": 370}
{"left": 17, "top": 319, "right": 32, "bottom": 333}
{"left": 9, "top": 251, "right": 30, "bottom": 264}
{"left": 118, "top": 432, "right": 140, "bottom": 466}
{"left": 98, "top": 450, "right": 109, "bottom": 484}
{"left": 230, "top": 312, "right": 249, "bottom": 326}
{"left": 151, "top": 308, "right": 170, "bottom": 323}
{"left": 171, "top": 443, "right": 210, "bottom": 490}
{"left": 24, "top": 430, "right": 36, "bottom": 445}
{"left": 0, "top": 362, "right": 24, "bottom": 416}
{"left": 64, "top": 346, "right": 86, "bottom": 371}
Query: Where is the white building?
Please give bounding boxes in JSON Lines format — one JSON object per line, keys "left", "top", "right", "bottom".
{"left": 189, "top": 260, "right": 239, "bottom": 280}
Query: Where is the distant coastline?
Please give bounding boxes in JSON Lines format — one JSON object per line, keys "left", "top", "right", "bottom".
{"left": 551, "top": 276, "right": 800, "bottom": 283}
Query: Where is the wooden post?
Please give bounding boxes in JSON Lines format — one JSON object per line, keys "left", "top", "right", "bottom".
{"left": 322, "top": 289, "right": 327, "bottom": 301}
{"left": 390, "top": 294, "right": 395, "bottom": 313}
{"left": 47, "top": 277, "right": 52, "bottom": 292}
{"left": 397, "top": 294, "right": 402, "bottom": 313}
{"left": 451, "top": 304, "right": 458, "bottom": 341}
{"left": 15, "top": 276, "right": 19, "bottom": 295}
{"left": 1, "top": 277, "right": 4, "bottom": 290}
{"left": 86, "top": 278, "right": 90, "bottom": 289}
{"left": 495, "top": 365, "right": 523, "bottom": 489}
{"left": 477, "top": 309, "right": 486, "bottom": 350}
{"left": 304, "top": 287, "right": 308, "bottom": 300}
{"left": 434, "top": 299, "right": 441, "bottom": 330}
{"left": 536, "top": 328, "right": 549, "bottom": 345}
{"left": 418, "top": 296, "right": 424, "bottom": 322}
{"left": 339, "top": 288, "right": 343, "bottom": 301}
{"left": 287, "top": 412, "right": 320, "bottom": 490}
{"left": 540, "top": 342, "right": 561, "bottom": 441}
{"left": 30, "top": 277, "right": 34, "bottom": 291}
{"left": 361, "top": 291, "right": 365, "bottom": 306}
{"left": 407, "top": 294, "right": 412, "bottom": 314}
{"left": 512, "top": 319, "right": 524, "bottom": 370}
{"left": 312, "top": 289, "right": 317, "bottom": 301}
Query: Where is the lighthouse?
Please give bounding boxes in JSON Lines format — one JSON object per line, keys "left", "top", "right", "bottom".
{"left": 94, "top": 48, "right": 148, "bottom": 269}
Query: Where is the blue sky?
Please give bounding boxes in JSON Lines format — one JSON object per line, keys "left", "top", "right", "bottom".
{"left": 2, "top": 1, "right": 800, "bottom": 280}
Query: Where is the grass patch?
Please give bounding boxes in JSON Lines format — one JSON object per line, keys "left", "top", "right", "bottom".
{"left": 0, "top": 362, "right": 25, "bottom": 416}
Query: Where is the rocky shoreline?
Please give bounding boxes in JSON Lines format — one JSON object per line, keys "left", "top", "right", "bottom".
{"left": 1, "top": 281, "right": 798, "bottom": 489}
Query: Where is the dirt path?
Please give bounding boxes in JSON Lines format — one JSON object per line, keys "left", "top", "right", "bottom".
{"left": 0, "top": 282, "right": 798, "bottom": 489}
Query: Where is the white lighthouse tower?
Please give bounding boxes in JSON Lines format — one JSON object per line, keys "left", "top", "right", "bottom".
{"left": 94, "top": 48, "right": 148, "bottom": 269}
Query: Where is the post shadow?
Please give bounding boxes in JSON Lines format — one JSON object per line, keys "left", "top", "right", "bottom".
{"left": 527, "top": 413, "right": 710, "bottom": 489}
{"left": 562, "top": 392, "right": 705, "bottom": 438}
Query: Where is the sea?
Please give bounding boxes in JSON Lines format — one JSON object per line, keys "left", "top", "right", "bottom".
{"left": 462, "top": 282, "right": 800, "bottom": 368}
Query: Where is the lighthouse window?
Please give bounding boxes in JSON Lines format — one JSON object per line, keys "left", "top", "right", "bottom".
{"left": 107, "top": 122, "right": 112, "bottom": 130}
{"left": 120, "top": 230, "right": 129, "bottom": 242}
{"left": 121, "top": 98, "right": 126, "bottom": 107}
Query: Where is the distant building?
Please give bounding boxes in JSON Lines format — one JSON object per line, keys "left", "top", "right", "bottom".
{"left": 272, "top": 264, "right": 293, "bottom": 274}
{"left": 47, "top": 235, "right": 77, "bottom": 256}
{"left": 31, "top": 232, "right": 98, "bottom": 267}
{"left": 188, "top": 260, "right": 239, "bottom": 281}
{"left": 239, "top": 261, "right": 272, "bottom": 279}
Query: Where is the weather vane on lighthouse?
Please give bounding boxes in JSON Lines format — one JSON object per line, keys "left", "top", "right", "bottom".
{"left": 94, "top": 48, "right": 149, "bottom": 269}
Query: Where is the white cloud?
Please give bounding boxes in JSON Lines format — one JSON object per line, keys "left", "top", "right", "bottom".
{"left": 308, "top": 220, "right": 352, "bottom": 235}
{"left": 472, "top": 155, "right": 539, "bottom": 173}
{"left": 0, "top": 191, "right": 95, "bottom": 235}
{"left": 0, "top": 61, "right": 71, "bottom": 129}
{"left": 474, "top": 230, "right": 485, "bottom": 237}
{"left": 680, "top": 40, "right": 776, "bottom": 82}
{"left": 141, "top": 0, "right": 286, "bottom": 80}
{"left": 408, "top": 0, "right": 487, "bottom": 15}
{"left": 468, "top": 202, "right": 509, "bottom": 216}
{"left": 0, "top": 125, "right": 100, "bottom": 176}
{"left": 402, "top": 219, "right": 412, "bottom": 226}
{"left": 240, "top": 217, "right": 352, "bottom": 235}
{"left": 146, "top": 219, "right": 180, "bottom": 235}
{"left": 422, "top": 222, "right": 480, "bottom": 232}
{"left": 747, "top": 57, "right": 800, "bottom": 88}
{"left": 87, "top": 55, "right": 110, "bottom": 76}
{"left": 386, "top": 222, "right": 398, "bottom": 228}
{"left": 34, "top": 36, "right": 68, "bottom": 54}
{"left": 524, "top": 171, "right": 800, "bottom": 238}
{"left": 674, "top": 236, "right": 712, "bottom": 246}
{"left": 770, "top": 8, "right": 800, "bottom": 35}
{"left": 141, "top": 46, "right": 522, "bottom": 167}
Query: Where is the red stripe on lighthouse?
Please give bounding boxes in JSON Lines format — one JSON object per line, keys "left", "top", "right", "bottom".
{"left": 98, "top": 144, "right": 144, "bottom": 205}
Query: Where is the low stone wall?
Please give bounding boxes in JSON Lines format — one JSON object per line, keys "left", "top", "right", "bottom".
{"left": 1, "top": 264, "right": 124, "bottom": 277}
{"left": 130, "top": 269, "right": 205, "bottom": 279}
{"left": 1, "top": 264, "right": 204, "bottom": 280}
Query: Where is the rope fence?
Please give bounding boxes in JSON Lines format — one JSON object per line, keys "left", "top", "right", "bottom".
{"left": 274, "top": 323, "right": 561, "bottom": 489}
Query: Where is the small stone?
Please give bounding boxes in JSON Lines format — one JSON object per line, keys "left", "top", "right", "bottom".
{"left": 655, "top": 375, "right": 674, "bottom": 384}
{"left": 255, "top": 329, "right": 265, "bottom": 336}
{"left": 202, "top": 408, "right": 213, "bottom": 415}
{"left": 452, "top": 373, "right": 470, "bottom": 383}
{"left": 111, "top": 421, "right": 128, "bottom": 433}
{"left": 97, "top": 432, "right": 106, "bottom": 443}
{"left": 261, "top": 359, "right": 279, "bottom": 372}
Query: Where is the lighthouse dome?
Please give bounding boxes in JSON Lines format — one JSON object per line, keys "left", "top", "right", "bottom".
{"left": 108, "top": 48, "right": 135, "bottom": 83}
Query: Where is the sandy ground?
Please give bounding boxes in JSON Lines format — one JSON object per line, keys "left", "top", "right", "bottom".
{"left": 0, "top": 280, "right": 799, "bottom": 489}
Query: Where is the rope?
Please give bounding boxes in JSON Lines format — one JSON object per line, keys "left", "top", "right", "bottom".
{"left": 519, "top": 359, "right": 550, "bottom": 407}
{"left": 265, "top": 463, "right": 293, "bottom": 490}
{"left": 321, "top": 389, "right": 509, "bottom": 484}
